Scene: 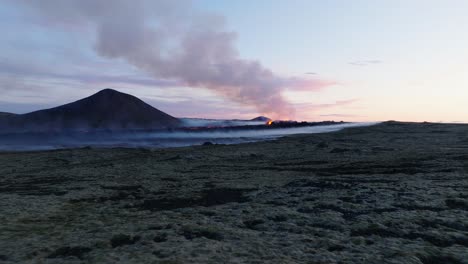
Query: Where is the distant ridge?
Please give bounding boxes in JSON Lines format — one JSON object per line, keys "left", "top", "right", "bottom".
{"left": 0, "top": 89, "right": 181, "bottom": 132}
{"left": 0, "top": 112, "right": 16, "bottom": 117}
{"left": 251, "top": 116, "right": 271, "bottom": 122}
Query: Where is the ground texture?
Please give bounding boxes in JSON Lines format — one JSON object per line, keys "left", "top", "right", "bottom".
{"left": 0, "top": 122, "right": 467, "bottom": 263}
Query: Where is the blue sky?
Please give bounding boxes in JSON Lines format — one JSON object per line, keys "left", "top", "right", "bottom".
{"left": 1, "top": 0, "right": 467, "bottom": 122}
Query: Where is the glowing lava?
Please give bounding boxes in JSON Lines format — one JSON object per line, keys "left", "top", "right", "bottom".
{"left": 267, "top": 120, "right": 273, "bottom": 125}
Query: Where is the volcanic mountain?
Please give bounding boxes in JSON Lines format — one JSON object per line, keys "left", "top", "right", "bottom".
{"left": 251, "top": 116, "right": 272, "bottom": 122}
{"left": 0, "top": 89, "right": 181, "bottom": 133}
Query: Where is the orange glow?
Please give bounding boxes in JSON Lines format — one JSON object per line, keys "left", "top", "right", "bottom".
{"left": 267, "top": 120, "right": 273, "bottom": 125}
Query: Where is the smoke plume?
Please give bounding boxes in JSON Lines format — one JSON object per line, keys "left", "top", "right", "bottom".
{"left": 17, "top": 0, "right": 325, "bottom": 119}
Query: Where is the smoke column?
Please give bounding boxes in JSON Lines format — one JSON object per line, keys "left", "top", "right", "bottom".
{"left": 17, "top": 0, "right": 324, "bottom": 119}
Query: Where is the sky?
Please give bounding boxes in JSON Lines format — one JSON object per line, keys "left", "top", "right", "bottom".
{"left": 0, "top": 0, "right": 467, "bottom": 122}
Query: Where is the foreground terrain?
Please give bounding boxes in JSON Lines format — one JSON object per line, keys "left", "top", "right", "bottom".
{"left": 0, "top": 122, "right": 467, "bottom": 263}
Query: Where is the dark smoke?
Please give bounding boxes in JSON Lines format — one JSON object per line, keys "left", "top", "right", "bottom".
{"left": 17, "top": 0, "right": 326, "bottom": 119}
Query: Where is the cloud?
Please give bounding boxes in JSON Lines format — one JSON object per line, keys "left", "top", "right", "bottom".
{"left": 0, "top": 58, "right": 179, "bottom": 89}
{"left": 292, "top": 99, "right": 360, "bottom": 120}
{"left": 295, "top": 99, "right": 358, "bottom": 109}
{"left": 319, "top": 113, "right": 360, "bottom": 118}
{"left": 0, "top": 100, "right": 55, "bottom": 114}
{"left": 349, "top": 60, "right": 382, "bottom": 66}
{"left": 285, "top": 78, "right": 337, "bottom": 91}
{"left": 9, "top": 0, "right": 333, "bottom": 119}
{"left": 294, "top": 99, "right": 359, "bottom": 115}
{"left": 144, "top": 97, "right": 255, "bottom": 119}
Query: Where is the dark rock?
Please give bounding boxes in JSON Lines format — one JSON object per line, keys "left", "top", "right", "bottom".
{"left": 243, "top": 219, "right": 265, "bottom": 230}
{"left": 371, "top": 147, "right": 395, "bottom": 152}
{"left": 418, "top": 254, "right": 463, "bottom": 264}
{"left": 199, "top": 210, "right": 216, "bottom": 216}
{"left": 316, "top": 142, "right": 328, "bottom": 148}
{"left": 284, "top": 179, "right": 349, "bottom": 189}
{"left": 101, "top": 185, "right": 142, "bottom": 191}
{"left": 330, "top": 148, "right": 351, "bottom": 153}
{"left": 350, "top": 225, "right": 399, "bottom": 238}
{"left": 153, "top": 250, "right": 171, "bottom": 258}
{"left": 182, "top": 226, "right": 223, "bottom": 241}
{"left": 445, "top": 198, "right": 468, "bottom": 210}
{"left": 310, "top": 222, "right": 345, "bottom": 232}
{"left": 140, "top": 188, "right": 253, "bottom": 211}
{"left": 268, "top": 214, "right": 288, "bottom": 222}
{"left": 148, "top": 225, "right": 165, "bottom": 230}
{"left": 338, "top": 196, "right": 354, "bottom": 203}
{"left": 303, "top": 196, "right": 316, "bottom": 202}
{"left": 110, "top": 234, "right": 140, "bottom": 248}
{"left": 48, "top": 246, "right": 92, "bottom": 259}
{"left": 328, "top": 245, "right": 345, "bottom": 252}
{"left": 52, "top": 191, "right": 68, "bottom": 196}
{"left": 160, "top": 177, "right": 179, "bottom": 182}
{"left": 395, "top": 203, "right": 445, "bottom": 212}
{"left": 404, "top": 232, "right": 468, "bottom": 247}
{"left": 265, "top": 200, "right": 287, "bottom": 206}
{"left": 200, "top": 188, "right": 252, "bottom": 206}
{"left": 315, "top": 161, "right": 431, "bottom": 176}
{"left": 202, "top": 141, "right": 214, "bottom": 146}
{"left": 153, "top": 233, "right": 168, "bottom": 243}
{"left": 297, "top": 206, "right": 315, "bottom": 214}
{"left": 161, "top": 155, "right": 181, "bottom": 161}
{"left": 164, "top": 224, "right": 175, "bottom": 229}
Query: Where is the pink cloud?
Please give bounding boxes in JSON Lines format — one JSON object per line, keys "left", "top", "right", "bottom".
{"left": 295, "top": 99, "right": 359, "bottom": 110}
{"left": 285, "top": 78, "right": 338, "bottom": 91}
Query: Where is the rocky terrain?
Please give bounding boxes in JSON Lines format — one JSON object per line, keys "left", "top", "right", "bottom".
{"left": 0, "top": 121, "right": 467, "bottom": 263}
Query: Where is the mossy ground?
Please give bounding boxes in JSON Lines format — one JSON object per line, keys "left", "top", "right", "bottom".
{"left": 0, "top": 122, "right": 467, "bottom": 263}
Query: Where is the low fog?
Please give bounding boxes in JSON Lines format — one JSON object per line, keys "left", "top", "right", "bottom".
{"left": 0, "top": 122, "right": 377, "bottom": 151}
{"left": 179, "top": 118, "right": 267, "bottom": 127}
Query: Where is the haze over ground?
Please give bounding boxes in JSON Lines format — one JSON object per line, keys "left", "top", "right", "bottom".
{"left": 1, "top": 0, "right": 467, "bottom": 122}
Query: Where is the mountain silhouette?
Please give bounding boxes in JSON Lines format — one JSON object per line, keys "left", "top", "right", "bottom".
{"left": 251, "top": 116, "right": 271, "bottom": 122}
{"left": 0, "top": 89, "right": 180, "bottom": 132}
